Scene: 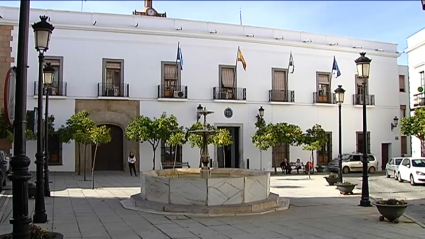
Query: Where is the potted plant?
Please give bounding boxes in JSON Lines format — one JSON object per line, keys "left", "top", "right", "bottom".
{"left": 374, "top": 199, "right": 409, "bottom": 223}
{"left": 336, "top": 181, "right": 357, "bottom": 195}
{"left": 0, "top": 223, "right": 64, "bottom": 239}
{"left": 28, "top": 181, "right": 36, "bottom": 199}
{"left": 315, "top": 165, "right": 325, "bottom": 173}
{"left": 324, "top": 173, "right": 339, "bottom": 185}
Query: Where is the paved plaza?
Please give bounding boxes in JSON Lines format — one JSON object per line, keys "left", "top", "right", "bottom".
{"left": 0, "top": 172, "right": 424, "bottom": 239}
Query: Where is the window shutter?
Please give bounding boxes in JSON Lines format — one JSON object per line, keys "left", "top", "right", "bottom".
{"left": 106, "top": 62, "right": 121, "bottom": 69}
{"left": 286, "top": 143, "right": 290, "bottom": 160}
{"left": 273, "top": 70, "right": 286, "bottom": 90}
{"left": 318, "top": 74, "right": 329, "bottom": 84}
{"left": 399, "top": 75, "right": 405, "bottom": 91}
{"left": 160, "top": 141, "right": 165, "bottom": 163}
{"left": 164, "top": 64, "right": 177, "bottom": 80}
{"left": 221, "top": 67, "right": 235, "bottom": 88}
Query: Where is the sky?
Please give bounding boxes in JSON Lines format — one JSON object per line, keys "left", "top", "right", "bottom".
{"left": 1, "top": 0, "right": 424, "bottom": 65}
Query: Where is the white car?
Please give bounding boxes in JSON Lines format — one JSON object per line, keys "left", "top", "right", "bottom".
{"left": 397, "top": 157, "right": 425, "bottom": 185}
{"left": 385, "top": 157, "right": 403, "bottom": 180}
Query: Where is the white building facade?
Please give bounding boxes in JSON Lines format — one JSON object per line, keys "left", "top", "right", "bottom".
{"left": 406, "top": 28, "right": 425, "bottom": 157}
{"left": 0, "top": 6, "right": 409, "bottom": 172}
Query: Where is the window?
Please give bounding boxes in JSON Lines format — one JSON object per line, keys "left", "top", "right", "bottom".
{"left": 356, "top": 131, "right": 371, "bottom": 154}
{"left": 399, "top": 75, "right": 405, "bottom": 92}
{"left": 161, "top": 62, "right": 181, "bottom": 97}
{"left": 421, "top": 72, "right": 425, "bottom": 87}
{"left": 351, "top": 155, "right": 361, "bottom": 162}
{"left": 220, "top": 66, "right": 236, "bottom": 89}
{"left": 272, "top": 143, "right": 289, "bottom": 168}
{"left": 44, "top": 56, "right": 63, "bottom": 96}
{"left": 355, "top": 74, "right": 368, "bottom": 95}
{"left": 272, "top": 69, "right": 287, "bottom": 90}
{"left": 48, "top": 133, "right": 62, "bottom": 165}
{"left": 160, "top": 140, "right": 182, "bottom": 167}
{"left": 400, "top": 105, "right": 406, "bottom": 118}
{"left": 401, "top": 136, "right": 407, "bottom": 155}
{"left": 102, "top": 59, "right": 124, "bottom": 96}
{"left": 317, "top": 73, "right": 330, "bottom": 95}
{"left": 317, "top": 132, "right": 332, "bottom": 164}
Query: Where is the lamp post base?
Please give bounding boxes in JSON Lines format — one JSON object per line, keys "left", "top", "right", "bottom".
{"left": 32, "top": 212, "right": 47, "bottom": 224}
{"left": 359, "top": 199, "right": 372, "bottom": 207}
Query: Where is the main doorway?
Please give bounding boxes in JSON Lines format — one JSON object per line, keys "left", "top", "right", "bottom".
{"left": 216, "top": 126, "right": 240, "bottom": 168}
{"left": 381, "top": 143, "right": 390, "bottom": 170}
{"left": 92, "top": 124, "right": 124, "bottom": 171}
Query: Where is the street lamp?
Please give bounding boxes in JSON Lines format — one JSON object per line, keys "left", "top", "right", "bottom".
{"left": 7, "top": 0, "right": 32, "bottom": 238}
{"left": 32, "top": 15, "right": 54, "bottom": 223}
{"left": 256, "top": 106, "right": 265, "bottom": 170}
{"left": 422, "top": 0, "right": 425, "bottom": 10}
{"left": 43, "top": 62, "right": 55, "bottom": 197}
{"left": 196, "top": 104, "right": 203, "bottom": 122}
{"left": 391, "top": 116, "right": 399, "bottom": 131}
{"left": 334, "top": 85, "right": 345, "bottom": 183}
{"left": 258, "top": 106, "right": 265, "bottom": 118}
{"left": 355, "top": 52, "right": 372, "bottom": 207}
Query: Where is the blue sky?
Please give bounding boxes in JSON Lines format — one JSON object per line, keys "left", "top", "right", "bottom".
{"left": 1, "top": 1, "right": 424, "bottom": 65}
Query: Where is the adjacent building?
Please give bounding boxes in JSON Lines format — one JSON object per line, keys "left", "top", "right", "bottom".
{"left": 0, "top": 4, "right": 409, "bottom": 172}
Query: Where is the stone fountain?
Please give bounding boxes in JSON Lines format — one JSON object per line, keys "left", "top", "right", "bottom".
{"left": 121, "top": 106, "right": 290, "bottom": 216}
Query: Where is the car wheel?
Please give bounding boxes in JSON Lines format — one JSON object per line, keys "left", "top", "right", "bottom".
{"left": 398, "top": 173, "right": 403, "bottom": 182}
{"left": 368, "top": 166, "right": 376, "bottom": 174}
{"left": 386, "top": 170, "right": 390, "bottom": 178}
{"left": 343, "top": 166, "right": 350, "bottom": 174}
{"left": 394, "top": 172, "right": 398, "bottom": 180}
{"left": 410, "top": 175, "right": 416, "bottom": 186}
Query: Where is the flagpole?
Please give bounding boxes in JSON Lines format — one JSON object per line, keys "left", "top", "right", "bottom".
{"left": 81, "top": 0, "right": 84, "bottom": 12}
{"left": 233, "top": 47, "right": 239, "bottom": 89}
{"left": 239, "top": 8, "right": 242, "bottom": 25}
{"left": 176, "top": 42, "right": 179, "bottom": 85}
{"left": 330, "top": 56, "right": 335, "bottom": 90}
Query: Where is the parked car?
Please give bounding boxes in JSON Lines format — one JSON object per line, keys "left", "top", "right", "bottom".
{"left": 328, "top": 153, "right": 378, "bottom": 174}
{"left": 385, "top": 157, "right": 403, "bottom": 179}
{"left": 0, "top": 150, "right": 8, "bottom": 191}
{"left": 397, "top": 157, "right": 425, "bottom": 185}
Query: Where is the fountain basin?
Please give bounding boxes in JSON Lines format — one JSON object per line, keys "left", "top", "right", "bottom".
{"left": 140, "top": 168, "right": 270, "bottom": 206}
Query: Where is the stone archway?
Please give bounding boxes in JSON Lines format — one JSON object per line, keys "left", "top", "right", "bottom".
{"left": 74, "top": 99, "right": 140, "bottom": 173}
{"left": 92, "top": 124, "right": 124, "bottom": 171}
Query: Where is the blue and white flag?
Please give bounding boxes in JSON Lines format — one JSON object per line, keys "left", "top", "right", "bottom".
{"left": 332, "top": 56, "right": 341, "bottom": 78}
{"left": 176, "top": 42, "right": 183, "bottom": 70}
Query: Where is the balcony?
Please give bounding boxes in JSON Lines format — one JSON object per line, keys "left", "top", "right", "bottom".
{"left": 352, "top": 94, "right": 375, "bottom": 106}
{"left": 269, "top": 90, "right": 295, "bottom": 103}
{"left": 97, "top": 83, "right": 129, "bottom": 98}
{"left": 213, "top": 87, "right": 246, "bottom": 101}
{"left": 34, "top": 81, "right": 67, "bottom": 97}
{"left": 313, "top": 92, "right": 336, "bottom": 104}
{"left": 157, "top": 85, "right": 188, "bottom": 100}
{"left": 414, "top": 93, "right": 425, "bottom": 107}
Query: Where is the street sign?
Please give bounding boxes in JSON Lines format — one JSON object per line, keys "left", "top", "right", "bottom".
{"left": 3, "top": 67, "right": 17, "bottom": 126}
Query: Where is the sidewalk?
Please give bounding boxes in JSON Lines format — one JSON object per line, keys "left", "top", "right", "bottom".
{"left": 0, "top": 172, "right": 423, "bottom": 239}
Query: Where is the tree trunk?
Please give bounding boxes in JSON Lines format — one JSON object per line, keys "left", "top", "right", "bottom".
{"left": 152, "top": 147, "right": 156, "bottom": 170}
{"left": 173, "top": 145, "right": 178, "bottom": 169}
{"left": 311, "top": 150, "right": 315, "bottom": 173}
{"left": 223, "top": 146, "right": 226, "bottom": 168}
{"left": 199, "top": 148, "right": 202, "bottom": 168}
{"left": 83, "top": 144, "right": 87, "bottom": 181}
{"left": 91, "top": 145, "right": 98, "bottom": 189}
{"left": 77, "top": 143, "right": 81, "bottom": 175}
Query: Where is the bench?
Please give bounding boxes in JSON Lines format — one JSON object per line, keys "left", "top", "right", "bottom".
{"left": 161, "top": 162, "right": 191, "bottom": 169}
{"left": 280, "top": 162, "right": 305, "bottom": 174}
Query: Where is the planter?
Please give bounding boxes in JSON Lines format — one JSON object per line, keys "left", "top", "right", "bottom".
{"left": 374, "top": 202, "right": 410, "bottom": 223}
{"left": 324, "top": 176, "right": 339, "bottom": 186}
{"left": 28, "top": 187, "right": 36, "bottom": 199}
{"left": 0, "top": 232, "right": 64, "bottom": 239}
{"left": 336, "top": 184, "right": 357, "bottom": 195}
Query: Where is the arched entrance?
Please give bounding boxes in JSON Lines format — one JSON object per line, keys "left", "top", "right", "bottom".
{"left": 92, "top": 124, "right": 124, "bottom": 171}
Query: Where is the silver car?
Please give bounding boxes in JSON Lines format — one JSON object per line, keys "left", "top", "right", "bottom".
{"left": 385, "top": 157, "right": 403, "bottom": 180}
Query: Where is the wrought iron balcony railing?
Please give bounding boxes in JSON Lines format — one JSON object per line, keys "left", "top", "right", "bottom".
{"left": 269, "top": 90, "right": 295, "bottom": 102}
{"left": 213, "top": 87, "right": 246, "bottom": 100}
{"left": 34, "top": 81, "right": 67, "bottom": 96}
{"left": 157, "top": 85, "right": 188, "bottom": 99}
{"left": 352, "top": 94, "right": 375, "bottom": 106}
{"left": 313, "top": 91, "right": 336, "bottom": 104}
{"left": 414, "top": 93, "right": 425, "bottom": 107}
{"left": 97, "top": 83, "right": 129, "bottom": 97}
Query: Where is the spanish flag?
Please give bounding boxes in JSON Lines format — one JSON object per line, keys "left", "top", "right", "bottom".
{"left": 237, "top": 47, "right": 246, "bottom": 70}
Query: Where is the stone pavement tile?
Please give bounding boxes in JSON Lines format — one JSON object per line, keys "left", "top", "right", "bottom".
{"left": 137, "top": 234, "right": 170, "bottom": 239}
{"left": 191, "top": 218, "right": 228, "bottom": 226}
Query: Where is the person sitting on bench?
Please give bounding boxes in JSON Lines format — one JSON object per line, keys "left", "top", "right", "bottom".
{"left": 295, "top": 158, "right": 303, "bottom": 174}
{"left": 280, "top": 158, "right": 292, "bottom": 174}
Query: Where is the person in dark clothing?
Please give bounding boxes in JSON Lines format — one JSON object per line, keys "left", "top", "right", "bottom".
{"left": 280, "top": 158, "right": 292, "bottom": 174}
{"left": 128, "top": 151, "right": 137, "bottom": 176}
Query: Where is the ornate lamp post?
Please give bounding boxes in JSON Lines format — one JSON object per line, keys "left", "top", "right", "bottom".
{"left": 196, "top": 104, "right": 203, "bottom": 122}
{"left": 258, "top": 106, "right": 265, "bottom": 119}
{"left": 355, "top": 52, "right": 372, "bottom": 207}
{"left": 256, "top": 106, "right": 265, "bottom": 170}
{"left": 43, "top": 63, "right": 55, "bottom": 197}
{"left": 334, "top": 85, "right": 345, "bottom": 183}
{"left": 31, "top": 15, "right": 54, "bottom": 223}
{"left": 6, "top": 0, "right": 32, "bottom": 238}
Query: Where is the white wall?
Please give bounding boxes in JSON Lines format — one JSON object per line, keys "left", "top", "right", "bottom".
{"left": 0, "top": 7, "right": 406, "bottom": 171}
